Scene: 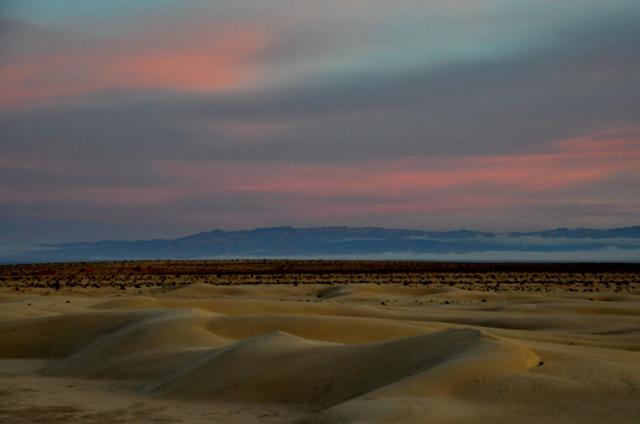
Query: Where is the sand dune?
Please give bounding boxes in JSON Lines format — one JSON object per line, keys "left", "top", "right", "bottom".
{"left": 155, "top": 328, "right": 538, "bottom": 407}
{"left": 1, "top": 279, "right": 639, "bottom": 423}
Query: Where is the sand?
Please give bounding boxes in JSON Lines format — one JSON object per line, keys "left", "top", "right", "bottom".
{"left": 1, "top": 278, "right": 639, "bottom": 423}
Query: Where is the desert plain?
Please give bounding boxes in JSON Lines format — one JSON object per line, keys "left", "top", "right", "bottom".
{"left": 0, "top": 260, "right": 639, "bottom": 423}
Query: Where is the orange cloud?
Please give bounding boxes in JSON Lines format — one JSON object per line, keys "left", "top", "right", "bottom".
{"left": 0, "top": 27, "right": 270, "bottom": 109}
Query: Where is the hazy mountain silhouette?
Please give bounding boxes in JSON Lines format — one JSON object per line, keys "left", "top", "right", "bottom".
{"left": 3, "top": 226, "right": 640, "bottom": 263}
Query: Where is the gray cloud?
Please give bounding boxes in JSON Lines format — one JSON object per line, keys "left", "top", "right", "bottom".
{"left": 6, "top": 11, "right": 638, "bottom": 162}
{"left": 1, "top": 3, "right": 639, "bottom": 242}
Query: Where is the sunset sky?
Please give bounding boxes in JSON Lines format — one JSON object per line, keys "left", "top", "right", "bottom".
{"left": 1, "top": 1, "right": 639, "bottom": 243}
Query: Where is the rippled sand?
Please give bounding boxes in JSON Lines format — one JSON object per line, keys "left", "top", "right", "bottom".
{"left": 1, "top": 277, "right": 639, "bottom": 423}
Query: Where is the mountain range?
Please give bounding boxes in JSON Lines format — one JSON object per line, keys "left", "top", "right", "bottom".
{"left": 3, "top": 226, "right": 640, "bottom": 263}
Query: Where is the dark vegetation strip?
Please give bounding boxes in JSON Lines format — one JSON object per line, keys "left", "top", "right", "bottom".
{"left": 2, "top": 260, "right": 640, "bottom": 278}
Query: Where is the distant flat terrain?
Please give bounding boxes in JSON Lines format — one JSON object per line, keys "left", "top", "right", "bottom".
{"left": 1, "top": 261, "right": 639, "bottom": 423}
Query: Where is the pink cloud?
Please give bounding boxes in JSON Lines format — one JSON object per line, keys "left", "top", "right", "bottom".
{"left": 107, "top": 29, "right": 268, "bottom": 92}
{"left": 0, "top": 26, "right": 271, "bottom": 109}
{"left": 2, "top": 127, "right": 637, "bottom": 224}
{"left": 222, "top": 127, "right": 640, "bottom": 195}
{"left": 153, "top": 127, "right": 640, "bottom": 218}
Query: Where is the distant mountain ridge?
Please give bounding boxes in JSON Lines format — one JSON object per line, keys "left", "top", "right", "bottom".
{"left": 509, "top": 226, "right": 640, "bottom": 239}
{"left": 3, "top": 225, "right": 639, "bottom": 263}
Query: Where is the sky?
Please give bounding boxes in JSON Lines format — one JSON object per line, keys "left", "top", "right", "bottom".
{"left": 1, "top": 0, "right": 639, "bottom": 243}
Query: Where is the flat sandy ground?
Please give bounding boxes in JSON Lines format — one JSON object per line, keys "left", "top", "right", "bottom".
{"left": 1, "top": 261, "right": 639, "bottom": 423}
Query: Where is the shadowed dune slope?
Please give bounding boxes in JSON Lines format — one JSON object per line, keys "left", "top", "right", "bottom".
{"left": 0, "top": 304, "right": 537, "bottom": 411}
{"left": 0, "top": 311, "right": 154, "bottom": 358}
{"left": 155, "top": 329, "right": 538, "bottom": 409}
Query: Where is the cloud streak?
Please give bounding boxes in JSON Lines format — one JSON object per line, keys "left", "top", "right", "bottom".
{"left": 3, "top": 127, "right": 637, "bottom": 240}
{"left": 0, "top": 22, "right": 270, "bottom": 108}
{"left": 154, "top": 127, "right": 640, "bottom": 202}
{"left": 0, "top": 1, "right": 639, "bottom": 243}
